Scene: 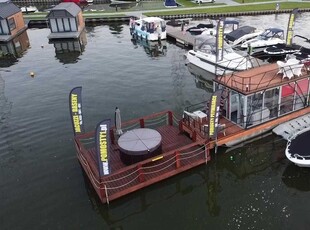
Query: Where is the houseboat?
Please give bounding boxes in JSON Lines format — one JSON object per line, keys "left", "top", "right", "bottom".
{"left": 0, "top": 29, "right": 30, "bottom": 67}
{"left": 129, "top": 17, "right": 167, "bottom": 41}
{"left": 0, "top": 0, "right": 28, "bottom": 42}
{"left": 70, "top": 55, "right": 310, "bottom": 203}
{"left": 46, "top": 2, "right": 85, "bottom": 40}
{"left": 49, "top": 30, "right": 87, "bottom": 64}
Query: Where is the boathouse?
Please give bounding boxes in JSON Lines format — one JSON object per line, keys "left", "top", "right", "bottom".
{"left": 0, "top": 0, "right": 27, "bottom": 42}
{"left": 0, "top": 29, "right": 29, "bottom": 67}
{"left": 46, "top": 2, "right": 85, "bottom": 40}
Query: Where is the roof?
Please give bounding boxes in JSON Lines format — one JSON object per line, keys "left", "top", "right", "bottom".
{"left": 139, "top": 17, "right": 165, "bottom": 23}
{"left": 46, "top": 3, "right": 81, "bottom": 19}
{"left": 266, "top": 28, "right": 284, "bottom": 33}
{"left": 0, "top": 1, "right": 21, "bottom": 19}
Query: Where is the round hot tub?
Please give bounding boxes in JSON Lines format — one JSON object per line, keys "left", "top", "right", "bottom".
{"left": 118, "top": 128, "right": 162, "bottom": 165}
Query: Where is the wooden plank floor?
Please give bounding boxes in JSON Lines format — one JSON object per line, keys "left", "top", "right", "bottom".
{"left": 166, "top": 25, "right": 196, "bottom": 48}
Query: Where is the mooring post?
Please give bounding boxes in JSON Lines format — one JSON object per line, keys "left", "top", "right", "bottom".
{"left": 168, "top": 111, "right": 173, "bottom": 126}
{"left": 104, "top": 184, "right": 109, "bottom": 206}
{"left": 140, "top": 118, "right": 145, "bottom": 128}
{"left": 175, "top": 151, "right": 180, "bottom": 168}
{"left": 138, "top": 164, "right": 145, "bottom": 182}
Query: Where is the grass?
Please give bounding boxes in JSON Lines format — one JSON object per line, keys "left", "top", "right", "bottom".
{"left": 145, "top": 2, "right": 310, "bottom": 16}
{"left": 22, "top": 1, "right": 310, "bottom": 20}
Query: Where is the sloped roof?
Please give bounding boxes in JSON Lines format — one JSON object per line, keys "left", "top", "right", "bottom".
{"left": 47, "top": 3, "right": 81, "bottom": 19}
{"left": 0, "top": 1, "right": 21, "bottom": 19}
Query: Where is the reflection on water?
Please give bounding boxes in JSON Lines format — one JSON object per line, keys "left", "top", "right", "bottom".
{"left": 49, "top": 31, "right": 87, "bottom": 64}
{"left": 80, "top": 133, "right": 288, "bottom": 226}
{"left": 131, "top": 36, "right": 167, "bottom": 58}
{"left": 218, "top": 134, "right": 287, "bottom": 179}
{"left": 282, "top": 163, "right": 310, "bottom": 191}
{"left": 187, "top": 63, "right": 214, "bottom": 93}
{"left": 0, "top": 30, "right": 30, "bottom": 67}
{"left": 109, "top": 21, "right": 124, "bottom": 35}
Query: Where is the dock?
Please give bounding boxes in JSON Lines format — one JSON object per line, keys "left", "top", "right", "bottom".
{"left": 166, "top": 25, "right": 196, "bottom": 48}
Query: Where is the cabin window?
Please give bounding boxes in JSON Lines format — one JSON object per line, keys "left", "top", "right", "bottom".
{"left": 280, "top": 83, "right": 295, "bottom": 115}
{"left": 229, "top": 91, "right": 245, "bottom": 126}
{"left": 8, "top": 18, "right": 16, "bottom": 31}
{"left": 264, "top": 87, "right": 279, "bottom": 119}
{"left": 0, "top": 20, "right": 3, "bottom": 34}
{"left": 246, "top": 93, "right": 266, "bottom": 127}
{"left": 294, "top": 78, "right": 309, "bottom": 109}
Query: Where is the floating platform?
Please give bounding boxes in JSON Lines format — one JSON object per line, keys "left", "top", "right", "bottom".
{"left": 166, "top": 25, "right": 195, "bottom": 48}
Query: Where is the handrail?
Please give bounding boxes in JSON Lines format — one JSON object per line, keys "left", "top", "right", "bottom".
{"left": 215, "top": 62, "right": 309, "bottom": 93}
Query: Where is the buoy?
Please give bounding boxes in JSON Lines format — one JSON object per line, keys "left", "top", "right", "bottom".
{"left": 41, "top": 45, "right": 44, "bottom": 48}
{"left": 29, "top": 72, "right": 35, "bottom": 77}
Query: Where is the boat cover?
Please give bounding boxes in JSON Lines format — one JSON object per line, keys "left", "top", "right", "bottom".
{"left": 225, "top": 26, "right": 256, "bottom": 42}
{"left": 164, "top": 0, "right": 177, "bottom": 7}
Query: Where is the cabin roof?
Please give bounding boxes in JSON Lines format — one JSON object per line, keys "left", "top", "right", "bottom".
{"left": 140, "top": 17, "right": 164, "bottom": 23}
{"left": 0, "top": 1, "right": 20, "bottom": 19}
{"left": 214, "top": 63, "right": 309, "bottom": 95}
{"left": 46, "top": 2, "right": 81, "bottom": 19}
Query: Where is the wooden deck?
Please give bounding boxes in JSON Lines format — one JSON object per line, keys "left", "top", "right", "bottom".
{"left": 75, "top": 111, "right": 211, "bottom": 204}
{"left": 215, "top": 62, "right": 310, "bottom": 94}
{"left": 166, "top": 25, "right": 195, "bottom": 48}
{"left": 75, "top": 106, "right": 310, "bottom": 204}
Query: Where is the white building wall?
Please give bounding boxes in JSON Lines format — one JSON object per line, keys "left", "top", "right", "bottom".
{"left": 50, "top": 19, "right": 58, "bottom": 33}
{"left": 70, "top": 18, "right": 77, "bottom": 31}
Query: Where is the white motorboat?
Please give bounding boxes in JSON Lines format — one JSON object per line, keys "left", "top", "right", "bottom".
{"left": 239, "top": 28, "right": 286, "bottom": 51}
{"left": 129, "top": 17, "right": 166, "bottom": 41}
{"left": 185, "top": 36, "right": 252, "bottom": 75}
{"left": 225, "top": 25, "right": 263, "bottom": 47}
{"left": 200, "top": 19, "right": 239, "bottom": 37}
{"left": 285, "top": 127, "right": 310, "bottom": 167}
{"left": 20, "top": 6, "right": 38, "bottom": 13}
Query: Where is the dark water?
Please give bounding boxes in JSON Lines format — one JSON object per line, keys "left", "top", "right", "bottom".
{"left": 1, "top": 13, "right": 310, "bottom": 230}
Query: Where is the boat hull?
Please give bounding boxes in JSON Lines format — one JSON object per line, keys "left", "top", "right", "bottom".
{"left": 186, "top": 50, "right": 251, "bottom": 75}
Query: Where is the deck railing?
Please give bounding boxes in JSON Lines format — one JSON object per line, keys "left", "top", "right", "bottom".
{"left": 216, "top": 62, "right": 309, "bottom": 93}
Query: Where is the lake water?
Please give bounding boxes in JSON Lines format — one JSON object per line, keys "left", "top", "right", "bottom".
{"left": 1, "top": 12, "right": 310, "bottom": 230}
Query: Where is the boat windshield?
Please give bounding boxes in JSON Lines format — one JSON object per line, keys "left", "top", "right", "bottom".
{"left": 257, "top": 29, "right": 284, "bottom": 40}
{"left": 195, "top": 36, "right": 234, "bottom": 54}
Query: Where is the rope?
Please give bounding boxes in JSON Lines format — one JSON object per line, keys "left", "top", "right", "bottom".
{"left": 144, "top": 114, "right": 167, "bottom": 123}
{"left": 180, "top": 149, "right": 204, "bottom": 160}
{"left": 179, "top": 145, "right": 205, "bottom": 156}
{"left": 142, "top": 154, "right": 176, "bottom": 169}
{"left": 143, "top": 160, "right": 177, "bottom": 175}
{"left": 122, "top": 122, "right": 140, "bottom": 131}
{"left": 105, "top": 174, "right": 141, "bottom": 190}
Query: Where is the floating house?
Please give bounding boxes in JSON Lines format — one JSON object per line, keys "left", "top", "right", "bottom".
{"left": 49, "top": 30, "right": 87, "bottom": 64}
{"left": 46, "top": 2, "right": 85, "bottom": 40}
{"left": 0, "top": 29, "right": 30, "bottom": 67}
{"left": 0, "top": 0, "right": 27, "bottom": 42}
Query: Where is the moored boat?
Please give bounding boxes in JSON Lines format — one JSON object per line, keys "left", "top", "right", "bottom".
{"left": 20, "top": 6, "right": 38, "bottom": 13}
{"left": 285, "top": 127, "right": 310, "bottom": 167}
{"left": 69, "top": 87, "right": 211, "bottom": 204}
{"left": 185, "top": 35, "right": 253, "bottom": 75}
{"left": 129, "top": 17, "right": 167, "bottom": 41}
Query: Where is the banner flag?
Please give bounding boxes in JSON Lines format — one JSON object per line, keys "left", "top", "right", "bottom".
{"left": 215, "top": 18, "right": 225, "bottom": 62}
{"left": 208, "top": 90, "right": 222, "bottom": 139}
{"left": 69, "top": 87, "right": 84, "bottom": 136}
{"left": 95, "top": 119, "right": 111, "bottom": 176}
{"left": 286, "top": 8, "right": 298, "bottom": 46}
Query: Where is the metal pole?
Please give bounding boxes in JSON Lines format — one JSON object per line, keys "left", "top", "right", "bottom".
{"left": 104, "top": 184, "right": 109, "bottom": 206}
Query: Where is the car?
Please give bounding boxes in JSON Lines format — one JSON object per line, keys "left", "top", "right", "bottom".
{"left": 194, "top": 0, "right": 215, "bottom": 3}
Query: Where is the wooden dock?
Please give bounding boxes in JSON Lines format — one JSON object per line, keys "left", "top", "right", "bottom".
{"left": 166, "top": 25, "right": 196, "bottom": 49}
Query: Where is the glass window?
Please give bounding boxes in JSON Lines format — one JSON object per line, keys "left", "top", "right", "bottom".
{"left": 8, "top": 18, "right": 16, "bottom": 31}
{"left": 264, "top": 88, "right": 279, "bottom": 119}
